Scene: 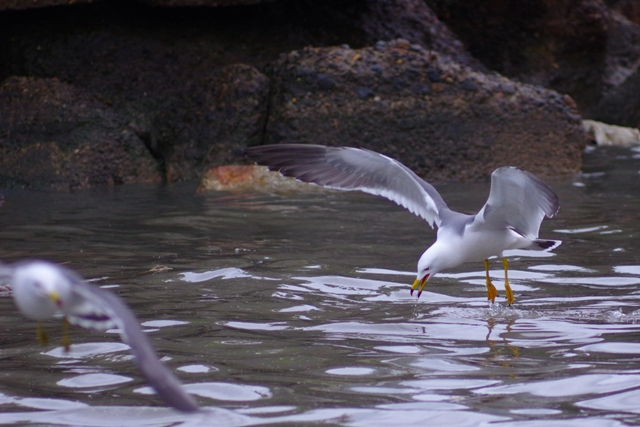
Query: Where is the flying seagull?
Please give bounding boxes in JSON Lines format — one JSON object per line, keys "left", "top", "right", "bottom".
{"left": 245, "top": 144, "right": 561, "bottom": 304}
{"left": 1, "top": 260, "right": 199, "bottom": 412}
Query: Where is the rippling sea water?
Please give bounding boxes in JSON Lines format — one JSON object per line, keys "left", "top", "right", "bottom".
{"left": 1, "top": 146, "right": 640, "bottom": 426}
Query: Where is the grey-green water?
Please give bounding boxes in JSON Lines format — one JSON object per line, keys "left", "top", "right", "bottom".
{"left": 1, "top": 146, "right": 640, "bottom": 426}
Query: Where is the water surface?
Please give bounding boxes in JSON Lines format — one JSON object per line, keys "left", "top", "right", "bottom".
{"left": 1, "top": 146, "right": 640, "bottom": 426}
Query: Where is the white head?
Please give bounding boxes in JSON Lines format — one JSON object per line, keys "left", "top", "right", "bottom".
{"left": 411, "top": 243, "right": 450, "bottom": 298}
{"left": 11, "top": 261, "right": 72, "bottom": 321}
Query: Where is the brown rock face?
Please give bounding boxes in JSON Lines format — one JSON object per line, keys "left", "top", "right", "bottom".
{"left": 0, "top": 0, "right": 594, "bottom": 189}
{"left": 137, "top": 0, "right": 273, "bottom": 6}
{"left": 266, "top": 40, "right": 585, "bottom": 181}
{"left": 0, "top": 0, "right": 276, "bottom": 10}
{"left": 425, "top": 0, "right": 640, "bottom": 117}
{"left": 0, "top": 0, "right": 97, "bottom": 11}
{"left": 0, "top": 76, "right": 161, "bottom": 189}
{"left": 157, "top": 64, "right": 270, "bottom": 182}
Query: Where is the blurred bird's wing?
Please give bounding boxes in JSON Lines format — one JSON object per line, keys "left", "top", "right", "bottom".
{"left": 54, "top": 268, "right": 200, "bottom": 413}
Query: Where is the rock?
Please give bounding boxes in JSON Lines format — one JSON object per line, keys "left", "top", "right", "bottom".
{"left": 583, "top": 119, "right": 640, "bottom": 146}
{"left": 0, "top": 1, "right": 596, "bottom": 188}
{"left": 0, "top": 5, "right": 273, "bottom": 184}
{"left": 612, "top": 0, "right": 640, "bottom": 26}
{"left": 353, "top": 0, "right": 485, "bottom": 71}
{"left": 156, "top": 63, "right": 270, "bottom": 182}
{"left": 266, "top": 40, "right": 586, "bottom": 181}
{"left": 138, "top": 0, "right": 274, "bottom": 6}
{"left": 584, "top": 10, "right": 640, "bottom": 127}
{"left": 590, "top": 19, "right": 640, "bottom": 129}
{"left": 603, "top": 12, "right": 640, "bottom": 91}
{"left": 425, "top": 0, "right": 640, "bottom": 116}
{"left": 0, "top": 0, "right": 275, "bottom": 10}
{"left": 0, "top": 0, "right": 94, "bottom": 11}
{"left": 198, "top": 165, "right": 314, "bottom": 192}
{"left": 0, "top": 0, "right": 486, "bottom": 188}
{"left": 0, "top": 76, "right": 161, "bottom": 189}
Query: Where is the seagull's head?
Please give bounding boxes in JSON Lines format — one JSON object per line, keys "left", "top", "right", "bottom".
{"left": 11, "top": 261, "right": 72, "bottom": 321}
{"left": 411, "top": 245, "right": 448, "bottom": 298}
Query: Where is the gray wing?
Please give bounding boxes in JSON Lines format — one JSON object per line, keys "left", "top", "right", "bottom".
{"left": 0, "top": 263, "right": 12, "bottom": 284}
{"left": 62, "top": 272, "right": 200, "bottom": 413}
{"left": 477, "top": 166, "right": 560, "bottom": 238}
{"left": 245, "top": 144, "right": 449, "bottom": 228}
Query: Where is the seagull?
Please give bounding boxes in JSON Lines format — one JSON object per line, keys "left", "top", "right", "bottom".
{"left": 245, "top": 144, "right": 561, "bottom": 304}
{"left": 1, "top": 260, "right": 199, "bottom": 413}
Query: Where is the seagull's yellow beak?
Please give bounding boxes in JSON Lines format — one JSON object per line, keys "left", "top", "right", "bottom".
{"left": 48, "top": 291, "right": 62, "bottom": 307}
{"left": 410, "top": 274, "right": 430, "bottom": 298}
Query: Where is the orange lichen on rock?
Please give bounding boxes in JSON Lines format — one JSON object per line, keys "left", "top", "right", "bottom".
{"left": 207, "top": 165, "right": 256, "bottom": 187}
{"left": 198, "top": 164, "right": 316, "bottom": 192}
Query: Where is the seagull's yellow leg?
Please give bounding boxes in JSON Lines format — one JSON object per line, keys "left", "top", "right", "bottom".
{"left": 37, "top": 323, "right": 49, "bottom": 346}
{"left": 62, "top": 317, "right": 71, "bottom": 352}
{"left": 484, "top": 259, "right": 498, "bottom": 303}
{"left": 503, "top": 257, "right": 514, "bottom": 305}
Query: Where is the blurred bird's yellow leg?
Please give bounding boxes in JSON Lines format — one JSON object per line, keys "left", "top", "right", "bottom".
{"left": 37, "top": 323, "right": 49, "bottom": 346}
{"left": 503, "top": 257, "right": 514, "bottom": 305}
{"left": 62, "top": 317, "right": 71, "bottom": 352}
{"left": 484, "top": 259, "right": 498, "bottom": 303}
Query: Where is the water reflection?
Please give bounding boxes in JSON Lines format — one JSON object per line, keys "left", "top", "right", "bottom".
{"left": 1, "top": 147, "right": 640, "bottom": 425}
{"left": 57, "top": 374, "right": 133, "bottom": 389}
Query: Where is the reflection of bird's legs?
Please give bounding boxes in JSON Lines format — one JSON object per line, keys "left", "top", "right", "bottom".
{"left": 484, "top": 259, "right": 498, "bottom": 302}
{"left": 37, "top": 323, "right": 49, "bottom": 346}
{"left": 506, "top": 320, "right": 519, "bottom": 358}
{"left": 484, "top": 319, "right": 520, "bottom": 370}
{"left": 62, "top": 317, "right": 71, "bottom": 352}
{"left": 503, "top": 258, "right": 514, "bottom": 305}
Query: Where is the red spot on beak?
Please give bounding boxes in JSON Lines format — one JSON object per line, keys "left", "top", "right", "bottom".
{"left": 48, "top": 292, "right": 62, "bottom": 308}
{"left": 410, "top": 273, "right": 430, "bottom": 298}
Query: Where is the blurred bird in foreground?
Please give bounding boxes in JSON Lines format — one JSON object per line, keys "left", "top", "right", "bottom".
{"left": 0, "top": 260, "right": 199, "bottom": 413}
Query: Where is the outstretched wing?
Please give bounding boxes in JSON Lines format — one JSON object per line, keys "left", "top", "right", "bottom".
{"left": 8, "top": 261, "right": 199, "bottom": 411}
{"left": 64, "top": 276, "right": 200, "bottom": 413}
{"left": 477, "top": 166, "right": 560, "bottom": 239}
{"left": 0, "top": 263, "right": 12, "bottom": 285}
{"left": 245, "top": 144, "right": 449, "bottom": 228}
{"left": 61, "top": 271, "right": 120, "bottom": 331}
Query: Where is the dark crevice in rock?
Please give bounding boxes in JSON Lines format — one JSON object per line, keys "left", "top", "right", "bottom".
{"left": 258, "top": 76, "right": 274, "bottom": 153}
{"left": 135, "top": 128, "right": 168, "bottom": 184}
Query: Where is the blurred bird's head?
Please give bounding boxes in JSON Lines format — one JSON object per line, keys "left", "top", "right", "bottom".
{"left": 11, "top": 261, "right": 72, "bottom": 321}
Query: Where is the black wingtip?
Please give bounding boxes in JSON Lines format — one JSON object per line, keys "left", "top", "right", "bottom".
{"left": 534, "top": 239, "right": 562, "bottom": 251}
